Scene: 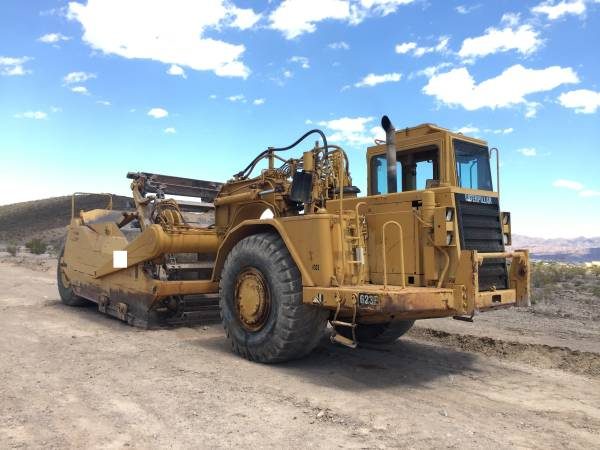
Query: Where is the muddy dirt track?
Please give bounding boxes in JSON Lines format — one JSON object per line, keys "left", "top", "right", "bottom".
{"left": 1, "top": 259, "right": 599, "bottom": 449}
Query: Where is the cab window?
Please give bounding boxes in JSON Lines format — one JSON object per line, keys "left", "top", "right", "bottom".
{"left": 453, "top": 139, "right": 493, "bottom": 191}
{"left": 371, "top": 146, "right": 439, "bottom": 195}
{"left": 372, "top": 155, "right": 400, "bottom": 194}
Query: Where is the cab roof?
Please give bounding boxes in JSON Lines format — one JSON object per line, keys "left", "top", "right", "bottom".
{"left": 392, "top": 123, "right": 487, "bottom": 144}
{"left": 366, "top": 122, "right": 488, "bottom": 157}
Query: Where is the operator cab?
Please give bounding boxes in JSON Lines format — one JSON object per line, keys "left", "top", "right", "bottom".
{"left": 367, "top": 123, "right": 495, "bottom": 195}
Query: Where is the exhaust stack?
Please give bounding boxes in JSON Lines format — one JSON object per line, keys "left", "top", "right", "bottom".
{"left": 381, "top": 115, "right": 397, "bottom": 193}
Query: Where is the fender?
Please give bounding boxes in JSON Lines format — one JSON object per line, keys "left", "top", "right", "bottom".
{"left": 211, "top": 219, "right": 314, "bottom": 286}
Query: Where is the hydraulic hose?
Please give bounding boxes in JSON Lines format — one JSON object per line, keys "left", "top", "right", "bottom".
{"left": 236, "top": 129, "right": 328, "bottom": 179}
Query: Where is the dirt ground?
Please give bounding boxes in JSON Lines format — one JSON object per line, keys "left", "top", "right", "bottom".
{"left": 1, "top": 256, "right": 599, "bottom": 449}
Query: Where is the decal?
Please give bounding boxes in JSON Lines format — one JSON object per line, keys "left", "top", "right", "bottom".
{"left": 464, "top": 194, "right": 493, "bottom": 204}
{"left": 358, "top": 293, "right": 379, "bottom": 306}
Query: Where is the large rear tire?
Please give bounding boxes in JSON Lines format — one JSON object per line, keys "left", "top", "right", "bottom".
{"left": 338, "top": 320, "right": 415, "bottom": 345}
{"left": 219, "top": 232, "right": 328, "bottom": 363}
{"left": 57, "top": 247, "right": 89, "bottom": 306}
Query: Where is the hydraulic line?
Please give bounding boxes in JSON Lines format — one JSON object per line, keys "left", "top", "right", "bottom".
{"left": 236, "top": 129, "right": 328, "bottom": 179}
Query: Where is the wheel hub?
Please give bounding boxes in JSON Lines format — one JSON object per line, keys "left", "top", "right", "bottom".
{"left": 235, "top": 268, "right": 270, "bottom": 331}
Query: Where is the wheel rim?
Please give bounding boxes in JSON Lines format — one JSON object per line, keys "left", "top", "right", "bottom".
{"left": 234, "top": 267, "right": 271, "bottom": 332}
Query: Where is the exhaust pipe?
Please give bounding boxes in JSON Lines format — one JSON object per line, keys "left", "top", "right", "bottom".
{"left": 381, "top": 115, "right": 397, "bottom": 193}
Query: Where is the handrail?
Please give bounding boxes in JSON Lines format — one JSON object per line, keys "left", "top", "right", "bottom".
{"left": 382, "top": 220, "right": 406, "bottom": 289}
{"left": 354, "top": 201, "right": 368, "bottom": 284}
{"left": 71, "top": 192, "right": 113, "bottom": 219}
{"left": 476, "top": 251, "right": 526, "bottom": 262}
{"left": 490, "top": 147, "right": 500, "bottom": 196}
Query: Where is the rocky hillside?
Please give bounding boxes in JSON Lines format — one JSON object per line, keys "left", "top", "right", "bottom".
{"left": 0, "top": 194, "right": 131, "bottom": 249}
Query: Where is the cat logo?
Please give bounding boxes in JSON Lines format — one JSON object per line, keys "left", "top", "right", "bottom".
{"left": 464, "top": 194, "right": 493, "bottom": 204}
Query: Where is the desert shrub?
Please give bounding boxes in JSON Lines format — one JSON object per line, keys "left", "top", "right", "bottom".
{"left": 6, "top": 244, "right": 18, "bottom": 256}
{"left": 25, "top": 238, "right": 47, "bottom": 255}
{"left": 532, "top": 262, "right": 590, "bottom": 287}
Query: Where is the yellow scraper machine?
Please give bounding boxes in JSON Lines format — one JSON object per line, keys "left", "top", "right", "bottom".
{"left": 59, "top": 116, "right": 530, "bottom": 362}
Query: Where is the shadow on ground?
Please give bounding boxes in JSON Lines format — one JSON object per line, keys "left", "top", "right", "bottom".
{"left": 198, "top": 332, "right": 480, "bottom": 390}
{"left": 49, "top": 299, "right": 480, "bottom": 389}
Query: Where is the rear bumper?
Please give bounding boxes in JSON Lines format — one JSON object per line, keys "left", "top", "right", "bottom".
{"left": 302, "top": 249, "right": 530, "bottom": 322}
{"left": 303, "top": 284, "right": 521, "bottom": 322}
{"left": 304, "top": 285, "right": 457, "bottom": 321}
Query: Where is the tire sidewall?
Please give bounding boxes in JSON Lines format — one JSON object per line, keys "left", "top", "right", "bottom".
{"left": 220, "top": 235, "right": 293, "bottom": 351}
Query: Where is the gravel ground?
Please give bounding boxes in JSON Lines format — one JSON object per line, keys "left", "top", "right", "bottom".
{"left": 1, "top": 256, "right": 599, "bottom": 449}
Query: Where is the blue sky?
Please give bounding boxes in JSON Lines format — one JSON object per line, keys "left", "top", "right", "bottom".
{"left": 1, "top": 0, "right": 599, "bottom": 238}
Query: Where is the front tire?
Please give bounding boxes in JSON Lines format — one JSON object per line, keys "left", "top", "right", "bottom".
{"left": 219, "top": 232, "right": 328, "bottom": 363}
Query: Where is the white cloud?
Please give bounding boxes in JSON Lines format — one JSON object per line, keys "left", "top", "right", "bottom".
{"left": 484, "top": 127, "right": 515, "bottom": 134}
{"left": 458, "top": 25, "right": 542, "bottom": 59}
{"left": 283, "top": 69, "right": 293, "bottom": 78}
{"left": 580, "top": 189, "right": 600, "bottom": 198}
{"left": 147, "top": 107, "right": 168, "bottom": 118}
{"left": 167, "top": 64, "right": 187, "bottom": 78}
{"left": 67, "top": 0, "right": 258, "bottom": 78}
{"left": 354, "top": 72, "right": 402, "bottom": 88}
{"left": 395, "top": 42, "right": 417, "bottom": 54}
{"left": 456, "top": 126, "right": 514, "bottom": 135}
{"left": 318, "top": 116, "right": 382, "bottom": 146}
{"left": 269, "top": 0, "right": 348, "bottom": 39}
{"left": 456, "top": 4, "right": 480, "bottom": 14}
{"left": 269, "top": 0, "right": 414, "bottom": 39}
{"left": 227, "top": 94, "right": 246, "bottom": 102}
{"left": 50, "top": 106, "right": 62, "bottom": 113}
{"left": 558, "top": 89, "right": 600, "bottom": 113}
{"left": 209, "top": 94, "right": 217, "bottom": 100}
{"left": 417, "top": 37, "right": 449, "bottom": 56}
{"left": 229, "top": 6, "right": 261, "bottom": 29}
{"left": 290, "top": 56, "right": 310, "bottom": 69}
{"left": 456, "top": 125, "right": 479, "bottom": 134}
{"left": 0, "top": 56, "right": 32, "bottom": 76}
{"left": 395, "top": 37, "right": 449, "bottom": 57}
{"left": 553, "top": 179, "right": 583, "bottom": 190}
{"left": 329, "top": 41, "right": 350, "bottom": 50}
{"left": 253, "top": 98, "right": 265, "bottom": 105}
{"left": 532, "top": 0, "right": 586, "bottom": 20}
{"left": 412, "top": 62, "right": 453, "bottom": 78}
{"left": 423, "top": 64, "right": 579, "bottom": 112}
{"left": 96, "top": 100, "right": 111, "bottom": 106}
{"left": 164, "top": 127, "right": 176, "bottom": 134}
{"left": 500, "top": 12, "right": 521, "bottom": 26}
{"left": 63, "top": 71, "right": 96, "bottom": 84}
{"left": 318, "top": 117, "right": 385, "bottom": 146}
{"left": 525, "top": 101, "right": 541, "bottom": 118}
{"left": 552, "top": 179, "right": 600, "bottom": 198}
{"left": 14, "top": 111, "right": 48, "bottom": 120}
{"left": 38, "top": 33, "right": 71, "bottom": 43}
{"left": 518, "top": 147, "right": 537, "bottom": 156}
{"left": 71, "top": 86, "right": 89, "bottom": 95}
